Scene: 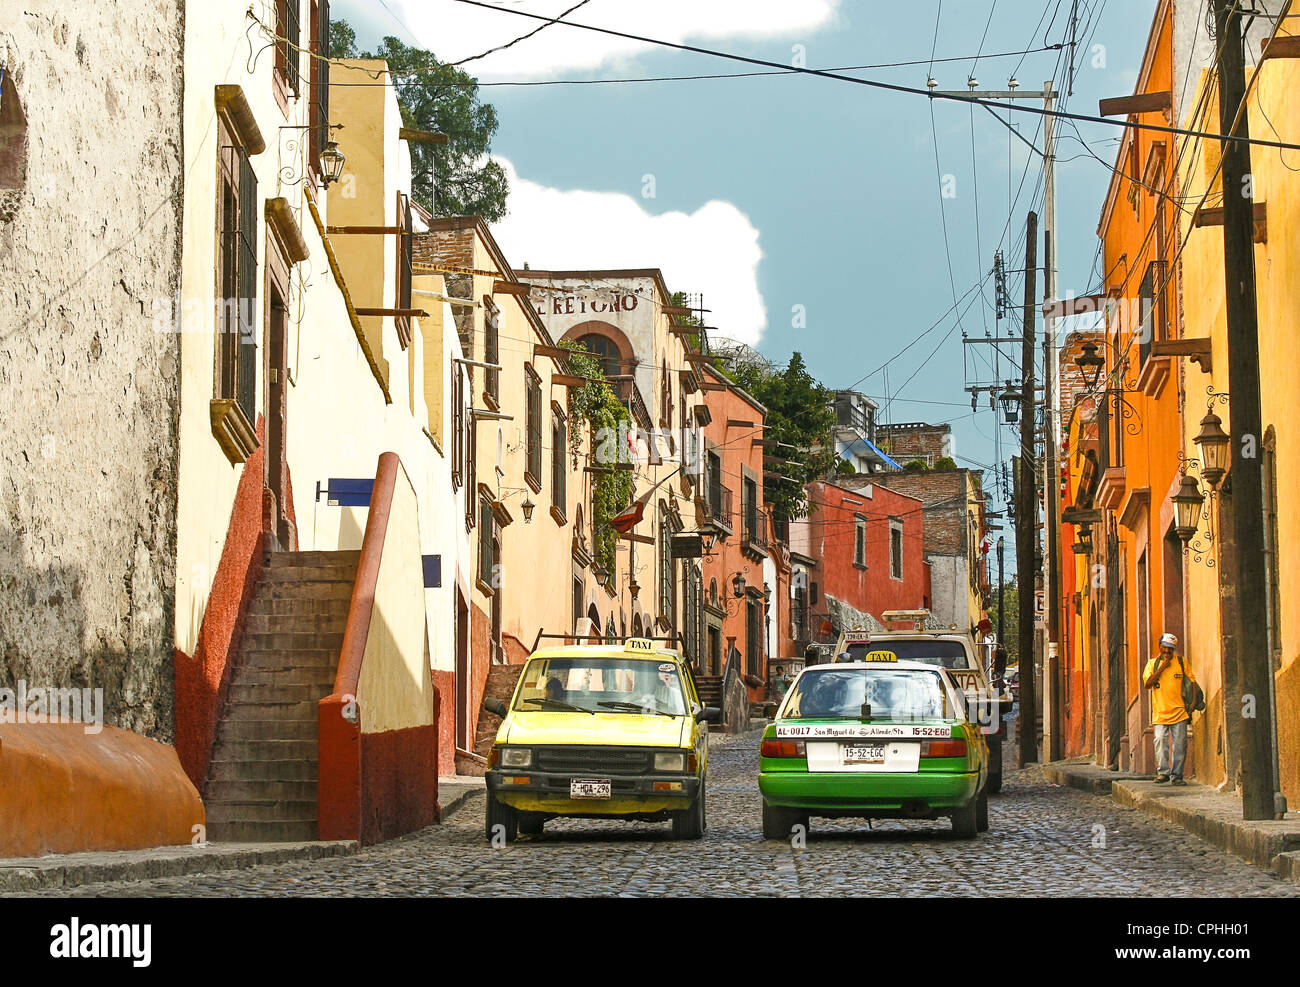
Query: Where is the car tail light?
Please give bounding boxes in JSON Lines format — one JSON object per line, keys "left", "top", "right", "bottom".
{"left": 761, "top": 739, "right": 806, "bottom": 758}
{"left": 920, "top": 739, "right": 967, "bottom": 758}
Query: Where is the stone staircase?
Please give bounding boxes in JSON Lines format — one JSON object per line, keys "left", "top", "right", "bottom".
{"left": 203, "top": 550, "right": 360, "bottom": 842}
{"left": 694, "top": 674, "right": 724, "bottom": 710}
{"left": 454, "top": 663, "right": 525, "bottom": 777}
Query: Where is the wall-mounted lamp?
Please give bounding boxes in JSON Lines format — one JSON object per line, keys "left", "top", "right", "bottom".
{"left": 319, "top": 139, "right": 346, "bottom": 187}
{"left": 1193, "top": 409, "right": 1230, "bottom": 490}
{"left": 731, "top": 572, "right": 747, "bottom": 598}
{"left": 521, "top": 497, "right": 535, "bottom": 523}
{"left": 1074, "top": 341, "right": 1105, "bottom": 390}
{"left": 1172, "top": 474, "right": 1206, "bottom": 544}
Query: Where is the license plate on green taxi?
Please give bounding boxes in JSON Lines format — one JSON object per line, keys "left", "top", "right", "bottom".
{"left": 570, "top": 778, "right": 612, "bottom": 799}
{"left": 842, "top": 744, "right": 887, "bottom": 765}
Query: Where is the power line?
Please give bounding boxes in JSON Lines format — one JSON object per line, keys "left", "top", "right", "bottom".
{"left": 445, "top": 0, "right": 1300, "bottom": 153}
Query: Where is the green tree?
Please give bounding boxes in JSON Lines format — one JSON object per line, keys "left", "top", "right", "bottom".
{"left": 730, "top": 352, "right": 837, "bottom": 522}
{"left": 330, "top": 21, "right": 509, "bottom": 222}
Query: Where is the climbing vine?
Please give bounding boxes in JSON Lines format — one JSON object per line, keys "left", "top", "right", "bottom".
{"left": 559, "top": 339, "right": 633, "bottom": 576}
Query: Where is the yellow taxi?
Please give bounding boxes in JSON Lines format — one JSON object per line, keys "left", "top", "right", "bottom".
{"left": 481, "top": 639, "right": 721, "bottom": 842}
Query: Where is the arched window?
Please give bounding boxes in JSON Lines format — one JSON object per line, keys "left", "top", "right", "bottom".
{"left": 578, "top": 333, "right": 622, "bottom": 378}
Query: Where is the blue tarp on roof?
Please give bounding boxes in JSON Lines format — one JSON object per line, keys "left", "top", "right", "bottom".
{"left": 863, "top": 438, "right": 903, "bottom": 470}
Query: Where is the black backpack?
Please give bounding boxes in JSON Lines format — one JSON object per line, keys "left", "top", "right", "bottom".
{"left": 1178, "top": 656, "right": 1206, "bottom": 714}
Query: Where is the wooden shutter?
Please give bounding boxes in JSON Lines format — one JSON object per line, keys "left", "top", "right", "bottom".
{"left": 551, "top": 412, "right": 565, "bottom": 517}
{"left": 525, "top": 369, "right": 541, "bottom": 483}
{"left": 236, "top": 150, "right": 258, "bottom": 425}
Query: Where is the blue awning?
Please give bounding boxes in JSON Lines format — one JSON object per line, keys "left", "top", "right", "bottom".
{"left": 843, "top": 435, "right": 902, "bottom": 470}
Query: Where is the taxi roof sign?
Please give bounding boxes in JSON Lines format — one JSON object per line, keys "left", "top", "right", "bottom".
{"left": 624, "top": 638, "right": 657, "bottom": 653}
{"left": 862, "top": 650, "right": 899, "bottom": 663}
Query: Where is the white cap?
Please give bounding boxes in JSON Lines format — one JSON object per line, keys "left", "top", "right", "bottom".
{"left": 1159, "top": 632, "right": 1178, "bottom": 649}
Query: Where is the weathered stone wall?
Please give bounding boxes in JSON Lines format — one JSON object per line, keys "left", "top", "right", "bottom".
{"left": 0, "top": 3, "right": 185, "bottom": 740}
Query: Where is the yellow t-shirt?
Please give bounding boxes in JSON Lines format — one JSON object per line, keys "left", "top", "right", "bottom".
{"left": 1144, "top": 653, "right": 1193, "bottom": 725}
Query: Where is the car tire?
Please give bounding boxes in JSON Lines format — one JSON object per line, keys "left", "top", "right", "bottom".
{"left": 976, "top": 787, "right": 989, "bottom": 832}
{"left": 672, "top": 781, "right": 706, "bottom": 839}
{"left": 484, "top": 795, "right": 518, "bottom": 843}
{"left": 987, "top": 739, "right": 1003, "bottom": 795}
{"left": 761, "top": 801, "right": 802, "bottom": 840}
{"left": 518, "top": 813, "right": 545, "bottom": 836}
{"left": 950, "top": 795, "right": 978, "bottom": 839}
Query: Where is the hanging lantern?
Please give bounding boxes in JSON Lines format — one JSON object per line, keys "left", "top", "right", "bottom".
{"left": 319, "top": 140, "right": 346, "bottom": 187}
{"left": 1171, "top": 474, "right": 1205, "bottom": 544}
{"left": 1073, "top": 340, "right": 1105, "bottom": 390}
{"left": 998, "top": 380, "right": 1023, "bottom": 424}
{"left": 731, "top": 572, "right": 746, "bottom": 598}
{"left": 1193, "top": 409, "right": 1230, "bottom": 490}
{"left": 521, "top": 497, "right": 535, "bottom": 523}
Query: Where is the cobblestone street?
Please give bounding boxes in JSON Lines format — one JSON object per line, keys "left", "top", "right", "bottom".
{"left": 16, "top": 732, "right": 1299, "bottom": 898}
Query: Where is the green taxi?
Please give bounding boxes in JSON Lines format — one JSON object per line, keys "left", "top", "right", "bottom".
{"left": 759, "top": 655, "right": 990, "bottom": 839}
{"left": 481, "top": 639, "right": 720, "bottom": 842}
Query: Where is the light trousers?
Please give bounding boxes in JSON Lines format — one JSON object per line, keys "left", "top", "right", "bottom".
{"left": 1154, "top": 719, "right": 1188, "bottom": 779}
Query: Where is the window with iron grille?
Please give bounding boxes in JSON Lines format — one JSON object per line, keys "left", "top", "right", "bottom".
{"left": 309, "top": 0, "right": 329, "bottom": 170}
{"left": 707, "top": 450, "right": 722, "bottom": 515}
{"left": 484, "top": 298, "right": 500, "bottom": 404}
{"left": 525, "top": 365, "right": 542, "bottom": 489}
{"left": 890, "top": 519, "right": 904, "bottom": 580}
{"left": 395, "top": 192, "right": 413, "bottom": 347}
{"left": 746, "top": 598, "right": 760, "bottom": 676}
{"left": 743, "top": 475, "right": 758, "bottom": 540}
{"left": 277, "top": 0, "right": 301, "bottom": 96}
{"left": 853, "top": 514, "right": 866, "bottom": 568}
{"left": 466, "top": 409, "right": 477, "bottom": 529}
{"left": 217, "top": 119, "right": 258, "bottom": 429}
{"left": 658, "top": 508, "right": 674, "bottom": 629}
{"left": 551, "top": 408, "right": 566, "bottom": 519}
{"left": 478, "top": 494, "right": 496, "bottom": 589}
{"left": 451, "top": 365, "right": 464, "bottom": 489}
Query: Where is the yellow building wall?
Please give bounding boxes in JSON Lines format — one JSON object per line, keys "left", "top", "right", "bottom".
{"left": 1177, "top": 52, "right": 1300, "bottom": 804}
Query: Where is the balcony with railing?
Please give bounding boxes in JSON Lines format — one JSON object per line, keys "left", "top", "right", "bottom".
{"left": 701, "top": 482, "right": 733, "bottom": 536}
{"left": 607, "top": 374, "right": 652, "bottom": 430}
{"left": 742, "top": 505, "right": 770, "bottom": 559}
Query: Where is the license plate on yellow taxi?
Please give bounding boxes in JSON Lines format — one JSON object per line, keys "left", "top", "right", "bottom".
{"left": 570, "top": 778, "right": 612, "bottom": 799}
{"left": 842, "top": 744, "right": 887, "bottom": 765}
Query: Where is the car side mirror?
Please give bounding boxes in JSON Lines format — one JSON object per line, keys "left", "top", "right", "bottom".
{"left": 483, "top": 697, "right": 507, "bottom": 717}
{"left": 696, "top": 706, "right": 722, "bottom": 723}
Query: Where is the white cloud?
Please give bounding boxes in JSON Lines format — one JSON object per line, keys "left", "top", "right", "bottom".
{"left": 491, "top": 158, "right": 766, "bottom": 344}
{"left": 385, "top": 0, "right": 842, "bottom": 78}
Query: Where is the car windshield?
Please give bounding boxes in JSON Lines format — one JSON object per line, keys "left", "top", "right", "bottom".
{"left": 782, "top": 668, "right": 952, "bottom": 720}
{"left": 513, "top": 656, "right": 688, "bottom": 715}
{"left": 844, "top": 640, "right": 971, "bottom": 669}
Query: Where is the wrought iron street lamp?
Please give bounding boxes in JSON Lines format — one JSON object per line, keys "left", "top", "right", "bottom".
{"left": 731, "top": 571, "right": 747, "bottom": 598}
{"left": 1172, "top": 474, "right": 1206, "bottom": 544}
{"left": 1072, "top": 522, "right": 1093, "bottom": 555}
{"left": 1193, "top": 409, "right": 1230, "bottom": 490}
{"left": 319, "top": 140, "right": 346, "bottom": 187}
{"left": 521, "top": 497, "right": 535, "bottom": 523}
{"left": 998, "top": 380, "right": 1022, "bottom": 424}
{"left": 699, "top": 526, "right": 718, "bottom": 554}
{"left": 1073, "top": 341, "right": 1105, "bottom": 390}
{"left": 592, "top": 565, "right": 609, "bottom": 588}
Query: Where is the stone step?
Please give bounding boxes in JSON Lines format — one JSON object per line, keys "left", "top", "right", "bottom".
{"left": 204, "top": 798, "right": 317, "bottom": 824}
{"left": 233, "top": 665, "right": 337, "bottom": 687}
{"left": 204, "top": 819, "right": 318, "bottom": 843}
{"left": 240, "top": 649, "right": 340, "bottom": 669}
{"left": 243, "top": 613, "right": 349, "bottom": 636}
{"left": 206, "top": 779, "right": 318, "bottom": 802}
{"left": 251, "top": 581, "right": 354, "bottom": 603}
{"left": 266, "top": 550, "right": 361, "bottom": 569}
{"left": 213, "top": 718, "right": 318, "bottom": 742}
{"left": 227, "top": 682, "right": 331, "bottom": 705}
{"left": 241, "top": 631, "right": 345, "bottom": 653}
{"left": 209, "top": 757, "right": 318, "bottom": 782}
{"left": 247, "top": 596, "right": 351, "bottom": 618}
{"left": 210, "top": 739, "right": 318, "bottom": 762}
{"left": 260, "top": 565, "right": 358, "bottom": 584}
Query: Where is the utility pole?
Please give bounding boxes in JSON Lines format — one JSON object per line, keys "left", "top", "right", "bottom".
{"left": 1017, "top": 211, "right": 1039, "bottom": 765}
{"left": 997, "top": 535, "right": 1006, "bottom": 644}
{"left": 1214, "top": 0, "right": 1280, "bottom": 820}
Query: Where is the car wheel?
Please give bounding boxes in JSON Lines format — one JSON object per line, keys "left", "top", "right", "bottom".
{"left": 950, "top": 796, "right": 978, "bottom": 839}
{"left": 987, "top": 739, "right": 1003, "bottom": 795}
{"left": 518, "top": 813, "right": 545, "bottom": 836}
{"left": 761, "top": 800, "right": 802, "bottom": 840}
{"left": 976, "top": 787, "right": 989, "bottom": 832}
{"left": 484, "top": 795, "right": 518, "bottom": 843}
{"left": 672, "top": 781, "right": 706, "bottom": 839}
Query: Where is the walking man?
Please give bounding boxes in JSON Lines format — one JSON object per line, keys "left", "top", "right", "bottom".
{"left": 1142, "top": 632, "right": 1195, "bottom": 785}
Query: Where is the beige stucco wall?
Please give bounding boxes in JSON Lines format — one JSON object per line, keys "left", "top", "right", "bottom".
{"left": 358, "top": 469, "right": 437, "bottom": 733}
{"left": 175, "top": 7, "right": 462, "bottom": 688}
{"left": 0, "top": 2, "right": 185, "bottom": 740}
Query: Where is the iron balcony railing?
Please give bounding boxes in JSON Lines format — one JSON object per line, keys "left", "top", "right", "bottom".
{"left": 702, "top": 483, "right": 733, "bottom": 534}
{"left": 743, "top": 506, "right": 770, "bottom": 555}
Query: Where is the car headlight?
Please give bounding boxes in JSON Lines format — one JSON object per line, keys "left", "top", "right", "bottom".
{"left": 498, "top": 747, "right": 532, "bottom": 768}
{"left": 654, "top": 752, "right": 687, "bottom": 772}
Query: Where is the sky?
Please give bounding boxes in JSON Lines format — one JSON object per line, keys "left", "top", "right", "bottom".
{"left": 334, "top": 0, "right": 1155, "bottom": 523}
